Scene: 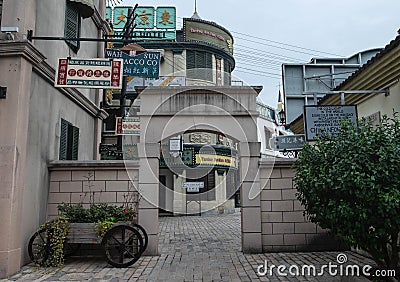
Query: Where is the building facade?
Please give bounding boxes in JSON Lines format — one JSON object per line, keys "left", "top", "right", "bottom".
{"left": 288, "top": 33, "right": 400, "bottom": 133}
{"left": 102, "top": 6, "right": 282, "bottom": 214}
{"left": 0, "top": 0, "right": 108, "bottom": 277}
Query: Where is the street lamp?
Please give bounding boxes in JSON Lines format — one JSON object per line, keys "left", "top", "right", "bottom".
{"left": 277, "top": 109, "right": 286, "bottom": 126}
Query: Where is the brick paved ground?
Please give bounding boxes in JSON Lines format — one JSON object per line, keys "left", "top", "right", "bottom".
{"left": 3, "top": 213, "right": 376, "bottom": 282}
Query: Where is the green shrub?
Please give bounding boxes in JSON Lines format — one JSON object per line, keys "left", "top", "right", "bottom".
{"left": 294, "top": 113, "right": 400, "bottom": 275}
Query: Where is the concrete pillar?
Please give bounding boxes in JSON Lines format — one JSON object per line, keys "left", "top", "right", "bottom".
{"left": 0, "top": 55, "right": 33, "bottom": 277}
{"left": 239, "top": 141, "right": 262, "bottom": 253}
{"left": 173, "top": 170, "right": 186, "bottom": 215}
{"left": 138, "top": 143, "right": 160, "bottom": 255}
{"left": 215, "top": 170, "right": 227, "bottom": 213}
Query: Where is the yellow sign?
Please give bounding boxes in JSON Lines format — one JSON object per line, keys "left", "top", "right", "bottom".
{"left": 195, "top": 154, "right": 237, "bottom": 168}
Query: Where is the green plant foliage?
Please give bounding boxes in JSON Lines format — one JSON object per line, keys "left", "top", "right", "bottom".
{"left": 96, "top": 219, "right": 117, "bottom": 238}
{"left": 294, "top": 113, "right": 400, "bottom": 274}
{"left": 35, "top": 216, "right": 69, "bottom": 267}
{"left": 58, "top": 203, "right": 135, "bottom": 237}
{"left": 57, "top": 203, "right": 135, "bottom": 223}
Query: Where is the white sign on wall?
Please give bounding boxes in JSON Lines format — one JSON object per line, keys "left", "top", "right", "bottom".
{"left": 183, "top": 182, "right": 204, "bottom": 193}
{"left": 304, "top": 105, "right": 357, "bottom": 141}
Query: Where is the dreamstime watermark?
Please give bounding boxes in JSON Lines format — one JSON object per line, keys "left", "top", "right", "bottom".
{"left": 257, "top": 253, "right": 397, "bottom": 278}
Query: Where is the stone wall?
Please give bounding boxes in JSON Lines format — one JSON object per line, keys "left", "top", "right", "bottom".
{"left": 48, "top": 161, "right": 139, "bottom": 220}
{"left": 259, "top": 158, "right": 345, "bottom": 252}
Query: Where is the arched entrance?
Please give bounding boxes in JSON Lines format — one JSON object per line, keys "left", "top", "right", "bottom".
{"left": 134, "top": 86, "right": 262, "bottom": 255}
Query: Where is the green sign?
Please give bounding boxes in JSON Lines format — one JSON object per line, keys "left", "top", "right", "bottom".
{"left": 156, "top": 7, "right": 176, "bottom": 29}
{"left": 160, "top": 149, "right": 193, "bottom": 168}
{"left": 135, "top": 6, "right": 155, "bottom": 29}
{"left": 106, "top": 7, "right": 112, "bottom": 23}
{"left": 105, "top": 49, "right": 160, "bottom": 78}
{"left": 112, "top": 7, "right": 130, "bottom": 29}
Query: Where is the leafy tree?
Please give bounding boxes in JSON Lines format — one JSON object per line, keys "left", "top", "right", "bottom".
{"left": 294, "top": 113, "right": 400, "bottom": 280}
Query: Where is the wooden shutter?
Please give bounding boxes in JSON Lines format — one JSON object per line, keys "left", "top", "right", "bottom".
{"left": 59, "top": 119, "right": 69, "bottom": 160}
{"left": 65, "top": 1, "right": 80, "bottom": 52}
{"left": 186, "top": 50, "right": 195, "bottom": 69}
{"left": 205, "top": 52, "right": 212, "bottom": 82}
{"left": 0, "top": 0, "right": 3, "bottom": 25}
{"left": 224, "top": 60, "right": 232, "bottom": 85}
{"left": 71, "top": 126, "right": 79, "bottom": 160}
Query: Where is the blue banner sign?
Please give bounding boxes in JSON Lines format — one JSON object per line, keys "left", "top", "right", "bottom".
{"left": 105, "top": 49, "right": 160, "bottom": 78}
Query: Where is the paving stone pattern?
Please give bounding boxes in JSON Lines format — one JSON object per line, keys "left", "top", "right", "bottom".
{"left": 3, "top": 214, "right": 374, "bottom": 281}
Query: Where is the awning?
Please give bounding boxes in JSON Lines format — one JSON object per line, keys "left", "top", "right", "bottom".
{"left": 69, "top": 0, "right": 94, "bottom": 18}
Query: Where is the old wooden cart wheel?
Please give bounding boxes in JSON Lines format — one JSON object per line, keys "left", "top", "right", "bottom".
{"left": 28, "top": 227, "right": 53, "bottom": 266}
{"left": 101, "top": 224, "right": 144, "bottom": 268}
{"left": 130, "top": 223, "right": 148, "bottom": 253}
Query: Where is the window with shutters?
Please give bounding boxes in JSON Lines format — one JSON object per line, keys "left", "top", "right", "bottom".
{"left": 0, "top": 0, "right": 3, "bottom": 27}
{"left": 59, "top": 119, "right": 79, "bottom": 160}
{"left": 224, "top": 60, "right": 232, "bottom": 85}
{"left": 186, "top": 50, "right": 213, "bottom": 82}
{"left": 64, "top": 1, "right": 81, "bottom": 53}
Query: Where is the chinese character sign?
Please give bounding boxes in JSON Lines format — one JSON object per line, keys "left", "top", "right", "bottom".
{"left": 156, "top": 7, "right": 176, "bottom": 29}
{"left": 55, "top": 58, "right": 123, "bottom": 89}
{"left": 135, "top": 7, "right": 155, "bottom": 29}
{"left": 113, "top": 7, "right": 129, "bottom": 29}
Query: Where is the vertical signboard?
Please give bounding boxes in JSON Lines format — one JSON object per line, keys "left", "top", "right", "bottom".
{"left": 216, "top": 59, "right": 222, "bottom": 86}
{"left": 304, "top": 105, "right": 357, "bottom": 141}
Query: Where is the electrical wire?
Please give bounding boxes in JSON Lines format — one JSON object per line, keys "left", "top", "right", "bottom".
{"left": 232, "top": 30, "right": 343, "bottom": 57}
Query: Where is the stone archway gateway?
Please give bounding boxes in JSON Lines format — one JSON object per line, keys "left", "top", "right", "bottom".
{"left": 131, "top": 86, "right": 263, "bottom": 255}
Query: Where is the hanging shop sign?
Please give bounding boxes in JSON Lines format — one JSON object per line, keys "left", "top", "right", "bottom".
{"left": 115, "top": 117, "right": 140, "bottom": 135}
{"left": 105, "top": 49, "right": 160, "bottom": 78}
{"left": 304, "top": 105, "right": 357, "bottom": 141}
{"left": 184, "top": 18, "right": 234, "bottom": 54}
{"left": 269, "top": 134, "right": 305, "bottom": 151}
{"left": 55, "top": 58, "right": 123, "bottom": 89}
{"left": 106, "top": 6, "right": 177, "bottom": 41}
{"left": 195, "top": 154, "right": 237, "bottom": 168}
{"left": 183, "top": 182, "right": 204, "bottom": 193}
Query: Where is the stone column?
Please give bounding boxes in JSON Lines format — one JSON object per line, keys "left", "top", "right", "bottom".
{"left": 173, "top": 170, "right": 186, "bottom": 215}
{"left": 215, "top": 170, "right": 227, "bottom": 213}
{"left": 0, "top": 55, "right": 33, "bottom": 277}
{"left": 138, "top": 143, "right": 160, "bottom": 255}
{"left": 239, "top": 141, "right": 262, "bottom": 253}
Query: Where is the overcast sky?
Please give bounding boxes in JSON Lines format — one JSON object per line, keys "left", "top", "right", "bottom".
{"left": 119, "top": 0, "right": 400, "bottom": 107}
